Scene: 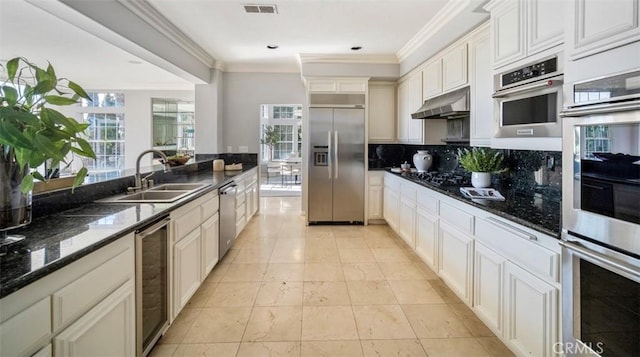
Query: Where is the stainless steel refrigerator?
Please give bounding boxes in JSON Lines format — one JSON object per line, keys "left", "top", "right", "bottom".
{"left": 308, "top": 104, "right": 365, "bottom": 223}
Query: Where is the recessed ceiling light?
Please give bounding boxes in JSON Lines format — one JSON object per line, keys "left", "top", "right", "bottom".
{"left": 128, "top": 60, "right": 143, "bottom": 64}
{"left": 267, "top": 45, "right": 279, "bottom": 49}
{"left": 351, "top": 46, "right": 363, "bottom": 51}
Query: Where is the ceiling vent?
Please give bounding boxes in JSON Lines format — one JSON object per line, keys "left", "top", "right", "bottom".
{"left": 243, "top": 4, "right": 278, "bottom": 14}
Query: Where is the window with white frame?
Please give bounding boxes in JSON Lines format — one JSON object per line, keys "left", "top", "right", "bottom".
{"left": 260, "top": 104, "right": 303, "bottom": 161}
{"left": 80, "top": 93, "right": 125, "bottom": 172}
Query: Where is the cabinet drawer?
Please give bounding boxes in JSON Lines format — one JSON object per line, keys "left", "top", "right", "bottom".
{"left": 201, "top": 193, "right": 219, "bottom": 221}
{"left": 439, "top": 202, "right": 474, "bottom": 234}
{"left": 369, "top": 174, "right": 383, "bottom": 186}
{"left": 476, "top": 218, "right": 560, "bottom": 283}
{"left": 384, "top": 174, "right": 401, "bottom": 192}
{"left": 400, "top": 183, "right": 416, "bottom": 204}
{"left": 52, "top": 247, "right": 133, "bottom": 330}
{"left": 236, "top": 203, "right": 246, "bottom": 223}
{"left": 174, "top": 207, "right": 202, "bottom": 242}
{"left": 417, "top": 190, "right": 439, "bottom": 215}
{"left": 309, "top": 80, "right": 337, "bottom": 92}
{"left": 0, "top": 297, "right": 51, "bottom": 357}
{"left": 337, "top": 80, "right": 366, "bottom": 93}
{"left": 236, "top": 191, "right": 246, "bottom": 207}
{"left": 235, "top": 179, "right": 246, "bottom": 193}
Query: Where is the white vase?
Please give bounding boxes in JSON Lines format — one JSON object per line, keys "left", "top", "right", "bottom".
{"left": 471, "top": 172, "right": 491, "bottom": 188}
{"left": 412, "top": 150, "right": 433, "bottom": 172}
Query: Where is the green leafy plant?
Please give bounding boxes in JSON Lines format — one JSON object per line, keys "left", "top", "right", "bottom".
{"left": 457, "top": 147, "right": 507, "bottom": 173}
{"left": 260, "top": 125, "right": 280, "bottom": 160}
{"left": 0, "top": 57, "right": 96, "bottom": 192}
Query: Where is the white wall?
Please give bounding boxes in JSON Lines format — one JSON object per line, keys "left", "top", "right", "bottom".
{"left": 195, "top": 69, "right": 224, "bottom": 154}
{"left": 222, "top": 72, "right": 306, "bottom": 153}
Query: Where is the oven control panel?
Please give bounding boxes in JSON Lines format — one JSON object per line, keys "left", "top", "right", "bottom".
{"left": 501, "top": 57, "right": 558, "bottom": 87}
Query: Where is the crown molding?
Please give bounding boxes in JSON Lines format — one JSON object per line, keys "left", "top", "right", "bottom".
{"left": 396, "top": 0, "right": 472, "bottom": 62}
{"left": 224, "top": 62, "right": 300, "bottom": 73}
{"left": 117, "top": 0, "right": 217, "bottom": 67}
{"left": 298, "top": 53, "right": 399, "bottom": 64}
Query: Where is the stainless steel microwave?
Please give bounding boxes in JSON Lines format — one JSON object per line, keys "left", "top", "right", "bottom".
{"left": 493, "top": 55, "right": 563, "bottom": 138}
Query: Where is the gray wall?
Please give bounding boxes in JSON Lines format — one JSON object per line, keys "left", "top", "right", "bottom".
{"left": 222, "top": 72, "right": 306, "bottom": 153}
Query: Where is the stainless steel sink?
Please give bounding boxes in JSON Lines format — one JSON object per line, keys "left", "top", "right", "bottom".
{"left": 149, "top": 183, "right": 208, "bottom": 191}
{"left": 113, "top": 190, "right": 191, "bottom": 203}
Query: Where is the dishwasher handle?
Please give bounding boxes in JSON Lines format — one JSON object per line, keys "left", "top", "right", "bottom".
{"left": 219, "top": 184, "right": 237, "bottom": 195}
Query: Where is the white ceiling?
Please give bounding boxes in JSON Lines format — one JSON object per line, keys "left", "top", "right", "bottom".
{"left": 1, "top": 0, "right": 453, "bottom": 89}
{"left": 148, "top": 0, "right": 449, "bottom": 70}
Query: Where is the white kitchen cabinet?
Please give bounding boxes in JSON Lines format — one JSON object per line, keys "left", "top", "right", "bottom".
{"left": 201, "top": 212, "right": 220, "bottom": 278}
{"left": 33, "top": 344, "right": 52, "bottom": 357}
{"left": 473, "top": 241, "right": 505, "bottom": 336}
{"left": 438, "top": 221, "right": 474, "bottom": 306}
{"left": 367, "top": 172, "right": 384, "bottom": 220}
{"left": 54, "top": 280, "right": 135, "bottom": 357}
{"left": 469, "top": 24, "right": 493, "bottom": 147}
{"left": 397, "top": 73, "right": 423, "bottom": 144}
{"left": 568, "top": 0, "right": 640, "bottom": 60}
{"left": 368, "top": 82, "right": 396, "bottom": 143}
{"left": 422, "top": 60, "right": 442, "bottom": 99}
{"left": 421, "top": 43, "right": 468, "bottom": 99}
{"left": 398, "top": 183, "right": 417, "bottom": 249}
{"left": 307, "top": 78, "right": 368, "bottom": 93}
{"left": 383, "top": 174, "right": 400, "bottom": 231}
{"left": 173, "top": 229, "right": 201, "bottom": 314}
{"left": 442, "top": 43, "right": 469, "bottom": 92}
{"left": 415, "top": 207, "right": 439, "bottom": 271}
{"left": 504, "top": 261, "right": 558, "bottom": 357}
{"left": 485, "top": 0, "right": 563, "bottom": 68}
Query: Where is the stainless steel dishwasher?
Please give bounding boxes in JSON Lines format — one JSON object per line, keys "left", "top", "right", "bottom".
{"left": 218, "top": 182, "right": 237, "bottom": 259}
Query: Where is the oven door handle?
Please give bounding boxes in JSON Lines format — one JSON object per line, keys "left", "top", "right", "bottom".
{"left": 492, "top": 76, "right": 563, "bottom": 98}
{"left": 560, "top": 240, "right": 640, "bottom": 280}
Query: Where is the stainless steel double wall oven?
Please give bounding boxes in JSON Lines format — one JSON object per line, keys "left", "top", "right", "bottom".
{"left": 561, "top": 69, "right": 640, "bottom": 356}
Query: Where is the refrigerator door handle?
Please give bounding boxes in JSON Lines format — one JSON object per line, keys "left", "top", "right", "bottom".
{"left": 334, "top": 130, "right": 339, "bottom": 179}
{"left": 327, "top": 130, "right": 332, "bottom": 179}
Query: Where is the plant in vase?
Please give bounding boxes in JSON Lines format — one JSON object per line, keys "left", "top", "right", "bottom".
{"left": 0, "top": 57, "right": 96, "bottom": 242}
{"left": 457, "top": 147, "right": 506, "bottom": 188}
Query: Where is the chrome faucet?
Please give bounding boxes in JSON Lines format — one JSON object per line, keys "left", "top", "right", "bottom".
{"left": 132, "top": 150, "right": 172, "bottom": 192}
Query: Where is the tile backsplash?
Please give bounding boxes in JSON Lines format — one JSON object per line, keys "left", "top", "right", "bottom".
{"left": 369, "top": 144, "right": 562, "bottom": 200}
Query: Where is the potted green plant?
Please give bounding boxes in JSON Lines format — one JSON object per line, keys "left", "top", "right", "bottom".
{"left": 457, "top": 147, "right": 506, "bottom": 188}
{"left": 1, "top": 57, "right": 96, "bottom": 237}
{"left": 260, "top": 125, "right": 279, "bottom": 161}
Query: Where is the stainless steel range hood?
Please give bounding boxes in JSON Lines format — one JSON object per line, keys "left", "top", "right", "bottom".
{"left": 411, "top": 86, "right": 470, "bottom": 119}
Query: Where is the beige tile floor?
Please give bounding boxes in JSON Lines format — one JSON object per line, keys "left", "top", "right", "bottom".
{"left": 151, "top": 197, "right": 514, "bottom": 357}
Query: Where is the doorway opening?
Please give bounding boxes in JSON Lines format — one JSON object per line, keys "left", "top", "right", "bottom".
{"left": 259, "top": 104, "right": 303, "bottom": 197}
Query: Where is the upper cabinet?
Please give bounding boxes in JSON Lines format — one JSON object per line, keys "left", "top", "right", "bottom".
{"left": 485, "top": 0, "right": 564, "bottom": 69}
{"left": 468, "top": 25, "right": 493, "bottom": 147}
{"left": 397, "top": 74, "right": 424, "bottom": 144}
{"left": 421, "top": 43, "right": 468, "bottom": 100}
{"left": 567, "top": 0, "right": 640, "bottom": 60}
{"left": 307, "top": 78, "right": 368, "bottom": 93}
{"left": 368, "top": 82, "right": 396, "bottom": 143}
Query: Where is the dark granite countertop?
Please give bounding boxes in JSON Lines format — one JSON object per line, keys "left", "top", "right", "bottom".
{"left": 0, "top": 165, "right": 256, "bottom": 299}
{"left": 386, "top": 170, "right": 561, "bottom": 238}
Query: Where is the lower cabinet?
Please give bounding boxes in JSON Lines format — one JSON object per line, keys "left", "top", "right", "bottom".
{"left": 368, "top": 185, "right": 383, "bottom": 219}
{"left": 383, "top": 187, "right": 399, "bottom": 231}
{"left": 415, "top": 207, "right": 439, "bottom": 271}
{"left": 54, "top": 280, "right": 135, "bottom": 357}
{"left": 503, "top": 261, "right": 558, "bottom": 357}
{"left": 173, "top": 229, "right": 202, "bottom": 314}
{"left": 438, "top": 221, "right": 474, "bottom": 306}
{"left": 398, "top": 198, "right": 416, "bottom": 249}
{"left": 382, "top": 172, "right": 561, "bottom": 355}
{"left": 201, "top": 212, "right": 220, "bottom": 278}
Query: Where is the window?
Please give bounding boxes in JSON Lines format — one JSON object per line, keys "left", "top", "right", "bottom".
{"left": 81, "top": 92, "right": 125, "bottom": 172}
{"left": 583, "top": 125, "right": 610, "bottom": 160}
{"left": 260, "top": 104, "right": 303, "bottom": 162}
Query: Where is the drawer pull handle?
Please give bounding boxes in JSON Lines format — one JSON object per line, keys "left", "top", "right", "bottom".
{"left": 485, "top": 217, "right": 537, "bottom": 241}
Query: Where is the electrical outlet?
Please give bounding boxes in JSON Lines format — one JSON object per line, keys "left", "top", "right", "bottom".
{"left": 227, "top": 146, "right": 232, "bottom": 153}
{"left": 239, "top": 146, "right": 249, "bottom": 153}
